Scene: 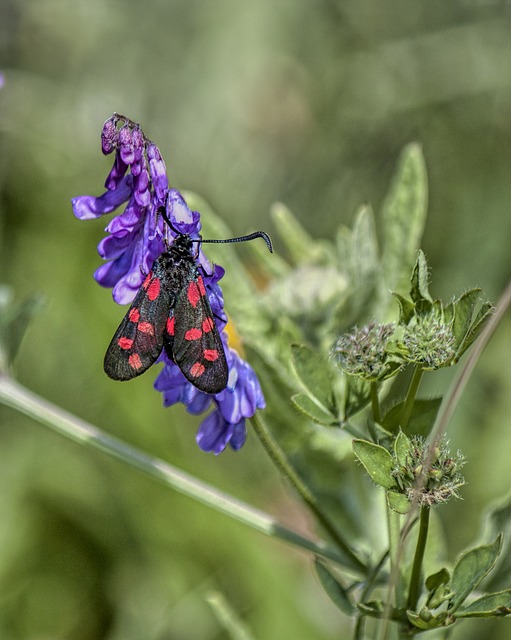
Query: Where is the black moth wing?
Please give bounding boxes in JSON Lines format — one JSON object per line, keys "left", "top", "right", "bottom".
{"left": 104, "top": 254, "right": 175, "bottom": 381}
{"left": 164, "top": 266, "right": 228, "bottom": 394}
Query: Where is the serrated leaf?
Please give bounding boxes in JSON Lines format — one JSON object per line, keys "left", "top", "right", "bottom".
{"left": 291, "top": 344, "right": 337, "bottom": 413}
{"left": 382, "top": 398, "right": 442, "bottom": 436}
{"left": 450, "top": 535, "right": 503, "bottom": 612}
{"left": 381, "top": 143, "right": 428, "bottom": 295}
{"left": 386, "top": 490, "right": 411, "bottom": 514}
{"left": 291, "top": 393, "right": 336, "bottom": 426}
{"left": 352, "top": 439, "right": 396, "bottom": 489}
{"left": 314, "top": 559, "right": 355, "bottom": 615}
{"left": 456, "top": 589, "right": 511, "bottom": 618}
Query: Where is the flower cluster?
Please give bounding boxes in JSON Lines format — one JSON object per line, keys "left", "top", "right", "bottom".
{"left": 401, "top": 313, "right": 455, "bottom": 370}
{"left": 392, "top": 435, "right": 465, "bottom": 507}
{"left": 72, "top": 114, "right": 265, "bottom": 454}
{"left": 333, "top": 322, "right": 397, "bottom": 381}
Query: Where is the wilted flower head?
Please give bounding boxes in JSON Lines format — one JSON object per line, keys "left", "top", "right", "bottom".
{"left": 72, "top": 114, "right": 265, "bottom": 453}
{"left": 393, "top": 435, "right": 465, "bottom": 507}
{"left": 333, "top": 322, "right": 396, "bottom": 381}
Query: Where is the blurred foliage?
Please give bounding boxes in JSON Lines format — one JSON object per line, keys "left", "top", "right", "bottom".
{"left": 1, "top": 1, "right": 511, "bottom": 639}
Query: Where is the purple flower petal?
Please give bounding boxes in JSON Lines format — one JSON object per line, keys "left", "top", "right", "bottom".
{"left": 72, "top": 177, "right": 132, "bottom": 220}
{"left": 196, "top": 411, "right": 236, "bottom": 454}
{"left": 105, "top": 152, "right": 130, "bottom": 190}
{"left": 229, "top": 419, "right": 247, "bottom": 451}
{"left": 147, "top": 143, "right": 169, "bottom": 200}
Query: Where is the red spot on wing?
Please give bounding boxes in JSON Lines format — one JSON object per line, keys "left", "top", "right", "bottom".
{"left": 166, "top": 316, "right": 175, "bottom": 336}
{"left": 129, "top": 308, "right": 140, "bottom": 323}
{"left": 138, "top": 322, "right": 155, "bottom": 335}
{"left": 190, "top": 362, "right": 205, "bottom": 378}
{"left": 118, "top": 337, "right": 134, "bottom": 350}
{"left": 146, "top": 278, "right": 161, "bottom": 301}
{"left": 197, "top": 276, "right": 206, "bottom": 297}
{"left": 203, "top": 349, "right": 219, "bottom": 362}
{"left": 202, "top": 317, "right": 214, "bottom": 333}
{"left": 185, "top": 328, "right": 202, "bottom": 341}
{"left": 142, "top": 272, "right": 153, "bottom": 289}
{"left": 187, "top": 281, "right": 201, "bottom": 307}
{"left": 129, "top": 353, "right": 143, "bottom": 370}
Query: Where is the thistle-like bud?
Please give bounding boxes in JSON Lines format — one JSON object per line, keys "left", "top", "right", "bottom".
{"left": 333, "top": 322, "right": 396, "bottom": 381}
{"left": 393, "top": 435, "right": 465, "bottom": 507}
{"left": 402, "top": 313, "right": 455, "bottom": 370}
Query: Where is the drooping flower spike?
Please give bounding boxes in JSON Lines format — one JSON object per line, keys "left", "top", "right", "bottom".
{"left": 72, "top": 114, "right": 268, "bottom": 454}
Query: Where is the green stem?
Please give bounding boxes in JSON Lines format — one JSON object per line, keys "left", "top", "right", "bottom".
{"left": 251, "top": 412, "right": 366, "bottom": 574}
{"left": 400, "top": 366, "right": 424, "bottom": 429}
{"left": 407, "top": 505, "right": 430, "bottom": 611}
{"left": 0, "top": 375, "right": 346, "bottom": 565}
{"left": 387, "top": 509, "right": 406, "bottom": 610}
{"left": 355, "top": 549, "right": 389, "bottom": 639}
{"left": 370, "top": 381, "right": 381, "bottom": 424}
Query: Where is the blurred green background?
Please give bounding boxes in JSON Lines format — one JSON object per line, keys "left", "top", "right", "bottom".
{"left": 1, "top": 1, "right": 511, "bottom": 638}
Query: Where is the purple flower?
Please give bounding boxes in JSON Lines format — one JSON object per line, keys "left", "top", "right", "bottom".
{"left": 72, "top": 114, "right": 265, "bottom": 453}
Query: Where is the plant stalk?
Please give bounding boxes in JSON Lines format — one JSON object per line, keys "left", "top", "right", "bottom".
{"left": 0, "top": 374, "right": 346, "bottom": 565}
{"left": 251, "top": 411, "right": 366, "bottom": 573}
{"left": 400, "top": 366, "right": 424, "bottom": 429}
{"left": 407, "top": 505, "right": 430, "bottom": 611}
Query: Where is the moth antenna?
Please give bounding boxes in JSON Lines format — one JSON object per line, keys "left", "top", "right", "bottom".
{"left": 158, "top": 202, "right": 272, "bottom": 253}
{"left": 201, "top": 231, "right": 273, "bottom": 253}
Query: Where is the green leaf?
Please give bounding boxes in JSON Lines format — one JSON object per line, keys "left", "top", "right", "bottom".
{"left": 270, "top": 202, "right": 330, "bottom": 265}
{"left": 291, "top": 343, "right": 337, "bottom": 414}
{"left": 426, "top": 568, "right": 450, "bottom": 591}
{"left": 381, "top": 143, "right": 428, "bottom": 295}
{"left": 406, "top": 609, "right": 449, "bottom": 630}
{"left": 291, "top": 393, "right": 336, "bottom": 426}
{"left": 456, "top": 589, "right": 511, "bottom": 618}
{"left": 314, "top": 559, "right": 355, "bottom": 615}
{"left": 382, "top": 398, "right": 442, "bottom": 437}
{"left": 477, "top": 492, "right": 511, "bottom": 590}
{"left": 392, "top": 292, "right": 415, "bottom": 325}
{"left": 450, "top": 535, "right": 503, "bottom": 612}
{"left": 449, "top": 289, "right": 481, "bottom": 344}
{"left": 394, "top": 431, "right": 410, "bottom": 468}
{"left": 349, "top": 204, "right": 379, "bottom": 309}
{"left": 386, "top": 490, "right": 410, "bottom": 514}
{"left": 352, "top": 439, "right": 396, "bottom": 489}
{"left": 358, "top": 601, "right": 406, "bottom": 623}
{"left": 449, "top": 289, "right": 493, "bottom": 361}
{"left": 425, "top": 569, "right": 452, "bottom": 609}
{"left": 344, "top": 375, "right": 372, "bottom": 419}
{"left": 0, "top": 288, "right": 45, "bottom": 371}
{"left": 409, "top": 250, "right": 432, "bottom": 305}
